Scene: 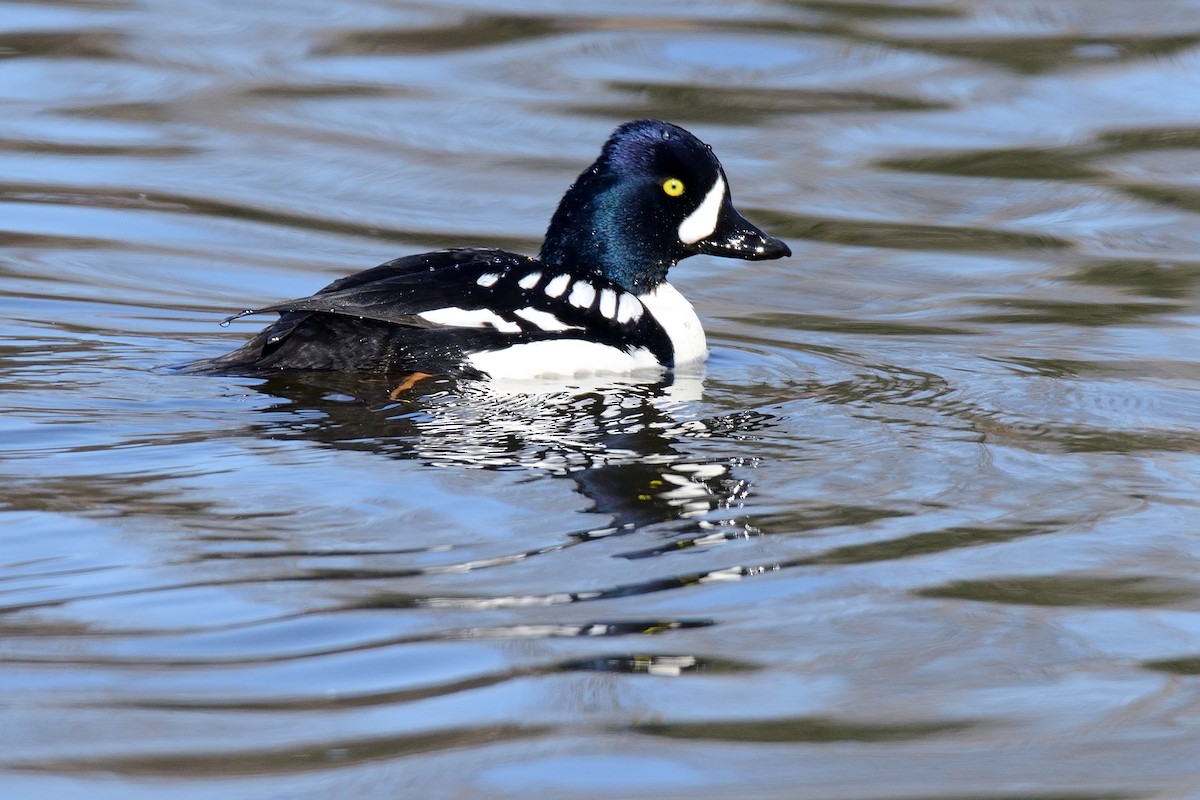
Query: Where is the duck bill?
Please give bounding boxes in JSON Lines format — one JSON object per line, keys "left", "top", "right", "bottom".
{"left": 694, "top": 204, "right": 791, "bottom": 261}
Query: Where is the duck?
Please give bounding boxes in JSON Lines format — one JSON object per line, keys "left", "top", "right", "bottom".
{"left": 185, "top": 120, "right": 791, "bottom": 384}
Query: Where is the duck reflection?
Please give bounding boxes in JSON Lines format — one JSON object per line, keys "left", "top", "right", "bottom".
{"left": 234, "top": 369, "right": 771, "bottom": 538}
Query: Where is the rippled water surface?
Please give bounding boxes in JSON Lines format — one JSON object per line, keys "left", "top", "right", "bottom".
{"left": 5, "top": 1, "right": 1200, "bottom": 797}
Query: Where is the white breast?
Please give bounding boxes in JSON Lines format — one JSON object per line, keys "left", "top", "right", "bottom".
{"left": 638, "top": 282, "right": 708, "bottom": 366}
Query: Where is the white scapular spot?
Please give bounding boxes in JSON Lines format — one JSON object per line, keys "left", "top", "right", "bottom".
{"left": 677, "top": 175, "right": 726, "bottom": 245}
{"left": 418, "top": 306, "right": 521, "bottom": 334}
{"left": 517, "top": 271, "right": 542, "bottom": 290}
{"left": 598, "top": 289, "right": 617, "bottom": 319}
{"left": 476, "top": 273, "right": 500, "bottom": 287}
{"left": 543, "top": 274, "right": 571, "bottom": 298}
{"left": 616, "top": 293, "right": 643, "bottom": 324}
{"left": 568, "top": 281, "right": 596, "bottom": 309}
{"left": 514, "top": 307, "right": 581, "bottom": 332}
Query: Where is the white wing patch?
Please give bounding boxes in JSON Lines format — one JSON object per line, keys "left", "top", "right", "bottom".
{"left": 476, "top": 273, "right": 500, "bottom": 288}
{"left": 568, "top": 281, "right": 596, "bottom": 309}
{"left": 514, "top": 307, "right": 582, "bottom": 332}
{"left": 467, "top": 340, "right": 661, "bottom": 379}
{"left": 418, "top": 306, "right": 521, "bottom": 334}
{"left": 616, "top": 293, "right": 643, "bottom": 324}
{"left": 678, "top": 175, "right": 726, "bottom": 245}
{"left": 544, "top": 274, "right": 571, "bottom": 298}
{"left": 517, "top": 271, "right": 542, "bottom": 290}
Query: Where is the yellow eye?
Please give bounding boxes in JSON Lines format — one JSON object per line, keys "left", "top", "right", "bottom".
{"left": 662, "top": 177, "right": 685, "bottom": 197}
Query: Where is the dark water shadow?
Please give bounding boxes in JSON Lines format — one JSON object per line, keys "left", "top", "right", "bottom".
{"left": 880, "top": 147, "right": 1105, "bottom": 181}
{"left": 748, "top": 209, "right": 1073, "bottom": 252}
{"left": 317, "top": 15, "right": 571, "bottom": 56}
{"left": 572, "top": 82, "right": 946, "bottom": 125}
{"left": 785, "top": 1, "right": 963, "bottom": 20}
{"left": 0, "top": 180, "right": 538, "bottom": 253}
{"left": 316, "top": 12, "right": 821, "bottom": 58}
{"left": 0, "top": 30, "right": 127, "bottom": 60}
{"left": 880, "top": 32, "right": 1200, "bottom": 75}
{"left": 916, "top": 575, "right": 1200, "bottom": 608}
{"left": 1064, "top": 260, "right": 1200, "bottom": 301}
{"left": 965, "top": 298, "right": 1182, "bottom": 328}
{"left": 628, "top": 715, "right": 976, "bottom": 743}
{"left": 879, "top": 125, "right": 1200, "bottom": 231}
{"left": 13, "top": 724, "right": 549, "bottom": 777}
{"left": 1144, "top": 656, "right": 1200, "bottom": 676}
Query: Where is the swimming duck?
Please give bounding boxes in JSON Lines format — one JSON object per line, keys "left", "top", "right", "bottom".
{"left": 187, "top": 120, "right": 790, "bottom": 382}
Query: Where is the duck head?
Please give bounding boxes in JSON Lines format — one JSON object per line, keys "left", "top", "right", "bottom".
{"left": 539, "top": 120, "right": 791, "bottom": 293}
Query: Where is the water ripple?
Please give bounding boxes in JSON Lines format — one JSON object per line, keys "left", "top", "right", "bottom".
{"left": 5, "top": 0, "right": 1200, "bottom": 795}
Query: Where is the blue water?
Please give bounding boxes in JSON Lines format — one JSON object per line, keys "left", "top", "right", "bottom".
{"left": 4, "top": 1, "right": 1200, "bottom": 797}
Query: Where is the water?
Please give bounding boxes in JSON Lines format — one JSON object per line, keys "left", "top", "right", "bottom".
{"left": 4, "top": 0, "right": 1200, "bottom": 797}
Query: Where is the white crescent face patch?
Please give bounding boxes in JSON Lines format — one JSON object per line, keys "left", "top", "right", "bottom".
{"left": 677, "top": 175, "right": 726, "bottom": 245}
